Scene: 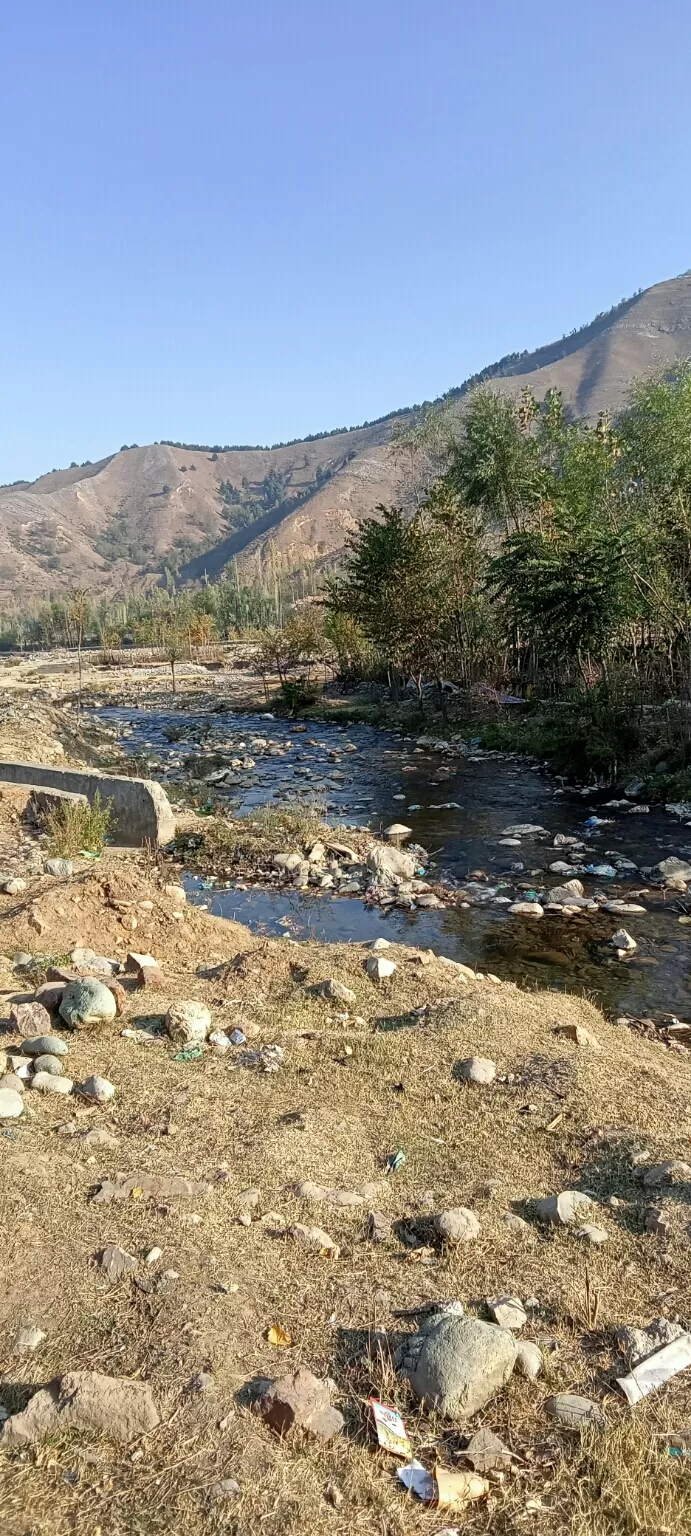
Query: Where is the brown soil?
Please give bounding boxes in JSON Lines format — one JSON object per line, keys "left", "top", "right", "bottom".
{"left": 1, "top": 797, "right": 691, "bottom": 1532}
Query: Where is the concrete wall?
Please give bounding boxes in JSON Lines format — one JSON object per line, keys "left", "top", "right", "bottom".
{"left": 0, "top": 762, "right": 176, "bottom": 846}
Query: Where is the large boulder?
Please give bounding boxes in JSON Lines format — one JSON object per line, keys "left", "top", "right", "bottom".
{"left": 59, "top": 979, "right": 117, "bottom": 1029}
{"left": 398, "top": 1314, "right": 518, "bottom": 1418}
{"left": 366, "top": 843, "right": 416, "bottom": 883}
{"left": 165, "top": 1000, "right": 211, "bottom": 1044}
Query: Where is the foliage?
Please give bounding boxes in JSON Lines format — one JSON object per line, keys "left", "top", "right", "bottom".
{"left": 44, "top": 791, "right": 113, "bottom": 857}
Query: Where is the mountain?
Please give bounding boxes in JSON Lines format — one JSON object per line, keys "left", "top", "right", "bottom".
{"left": 2, "top": 270, "right": 691, "bottom": 607}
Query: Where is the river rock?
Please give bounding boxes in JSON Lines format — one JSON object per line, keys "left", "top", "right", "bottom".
{"left": 534, "top": 1190, "right": 593, "bottom": 1225}
{"left": 32, "top": 1054, "right": 64, "bottom": 1076}
{"left": 21, "top": 1035, "right": 69, "bottom": 1057}
{"left": 32, "top": 1072, "right": 73, "bottom": 1094}
{"left": 255, "top": 1368, "right": 344, "bottom": 1440}
{"left": 10, "top": 1001, "right": 52, "bottom": 1037}
{"left": 435, "top": 1206, "right": 481, "bottom": 1243}
{"left": 0, "top": 1074, "right": 25, "bottom": 1094}
{"left": 611, "top": 929, "right": 636, "bottom": 952}
{"left": 59, "top": 978, "right": 117, "bottom": 1029}
{"left": 44, "top": 858, "right": 74, "bottom": 877}
{"left": 399, "top": 1314, "right": 518, "bottom": 1418}
{"left": 0, "top": 1087, "right": 23, "bottom": 1118}
{"left": 384, "top": 823, "right": 412, "bottom": 840}
{"left": 487, "top": 1295, "right": 527, "bottom": 1330}
{"left": 516, "top": 1340, "right": 543, "bottom": 1378}
{"left": 545, "top": 1394, "right": 604, "bottom": 1429}
{"left": 604, "top": 901, "right": 646, "bottom": 915}
{"left": 501, "top": 824, "right": 547, "bottom": 838}
{"left": 458, "top": 1056, "right": 496, "bottom": 1085}
{"left": 655, "top": 857, "right": 691, "bottom": 883}
{"left": 509, "top": 902, "right": 544, "bottom": 918}
{"left": 315, "top": 979, "right": 356, "bottom": 1004}
{"left": 366, "top": 843, "right": 416, "bottom": 882}
{"left": 70, "top": 947, "right": 117, "bottom": 975}
{"left": 366, "top": 955, "right": 396, "bottom": 980}
{"left": 79, "top": 1074, "right": 115, "bottom": 1104}
{"left": 165, "top": 999, "right": 211, "bottom": 1044}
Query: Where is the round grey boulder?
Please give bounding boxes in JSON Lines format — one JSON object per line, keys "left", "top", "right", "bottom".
{"left": 165, "top": 1000, "right": 211, "bottom": 1045}
{"left": 59, "top": 979, "right": 117, "bottom": 1029}
{"left": 32, "top": 1054, "right": 64, "bottom": 1076}
{"left": 400, "top": 1314, "right": 518, "bottom": 1418}
{"left": 435, "top": 1206, "right": 481, "bottom": 1244}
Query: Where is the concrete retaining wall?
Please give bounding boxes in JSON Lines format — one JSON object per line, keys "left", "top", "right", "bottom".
{"left": 0, "top": 762, "right": 176, "bottom": 846}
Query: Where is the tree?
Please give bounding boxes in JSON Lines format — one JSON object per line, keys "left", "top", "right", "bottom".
{"left": 67, "top": 587, "right": 90, "bottom": 717}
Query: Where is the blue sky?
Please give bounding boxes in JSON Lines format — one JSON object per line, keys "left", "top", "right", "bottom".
{"left": 2, "top": 0, "right": 691, "bottom": 482}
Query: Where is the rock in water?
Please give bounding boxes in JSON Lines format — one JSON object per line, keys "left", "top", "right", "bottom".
{"left": 384, "top": 823, "right": 412, "bottom": 840}
{"left": 399, "top": 1314, "right": 518, "bottom": 1418}
{"left": 611, "top": 929, "right": 636, "bottom": 952}
{"left": 165, "top": 1000, "right": 212, "bottom": 1044}
{"left": 59, "top": 979, "right": 117, "bottom": 1029}
{"left": 366, "top": 844, "right": 416, "bottom": 881}
{"left": 509, "top": 902, "right": 544, "bottom": 918}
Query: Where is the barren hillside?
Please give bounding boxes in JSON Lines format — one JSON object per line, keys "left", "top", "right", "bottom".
{"left": 2, "top": 271, "right": 691, "bottom": 605}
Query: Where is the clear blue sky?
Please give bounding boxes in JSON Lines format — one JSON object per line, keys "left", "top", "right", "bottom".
{"left": 2, "top": 0, "right": 691, "bottom": 482}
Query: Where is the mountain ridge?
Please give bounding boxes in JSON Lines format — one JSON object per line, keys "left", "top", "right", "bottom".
{"left": 2, "top": 270, "right": 691, "bottom": 607}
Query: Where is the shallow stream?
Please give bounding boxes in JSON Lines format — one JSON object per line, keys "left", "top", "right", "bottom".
{"left": 98, "top": 706, "right": 691, "bottom": 1022}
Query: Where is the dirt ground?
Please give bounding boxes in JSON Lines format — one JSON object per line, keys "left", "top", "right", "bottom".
{"left": 2, "top": 709, "right": 691, "bottom": 1532}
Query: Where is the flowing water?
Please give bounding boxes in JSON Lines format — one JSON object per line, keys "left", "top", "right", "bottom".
{"left": 98, "top": 706, "right": 691, "bottom": 1021}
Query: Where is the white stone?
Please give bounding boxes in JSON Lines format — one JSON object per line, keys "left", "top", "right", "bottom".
{"left": 458, "top": 1056, "right": 496, "bottom": 1085}
{"left": 79, "top": 1074, "right": 115, "bottom": 1104}
{"left": 365, "top": 956, "right": 396, "bottom": 981}
{"left": 0, "top": 1087, "right": 23, "bottom": 1118}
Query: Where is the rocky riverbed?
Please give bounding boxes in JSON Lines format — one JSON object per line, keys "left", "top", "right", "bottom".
{"left": 99, "top": 705, "right": 691, "bottom": 1025}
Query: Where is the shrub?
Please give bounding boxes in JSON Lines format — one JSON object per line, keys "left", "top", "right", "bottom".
{"left": 44, "top": 791, "right": 113, "bottom": 856}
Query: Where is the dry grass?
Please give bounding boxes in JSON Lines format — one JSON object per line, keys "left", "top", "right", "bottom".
{"left": 184, "top": 804, "right": 368, "bottom": 876}
{"left": 44, "top": 791, "right": 113, "bottom": 857}
{"left": 2, "top": 858, "right": 691, "bottom": 1532}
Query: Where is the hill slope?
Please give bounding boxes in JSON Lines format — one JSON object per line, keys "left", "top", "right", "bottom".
{"left": 2, "top": 271, "right": 691, "bottom": 605}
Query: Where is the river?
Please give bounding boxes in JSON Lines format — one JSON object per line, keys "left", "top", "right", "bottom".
{"left": 98, "top": 705, "right": 691, "bottom": 1022}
